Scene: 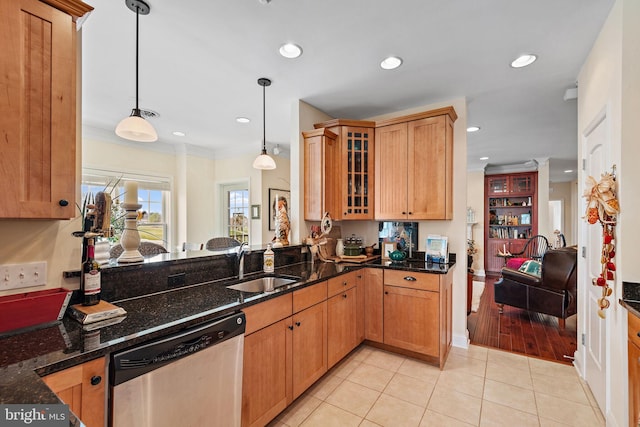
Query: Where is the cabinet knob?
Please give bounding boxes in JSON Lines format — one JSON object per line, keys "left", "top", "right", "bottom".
{"left": 288, "top": 325, "right": 294, "bottom": 331}
{"left": 295, "top": 321, "right": 301, "bottom": 327}
{"left": 343, "top": 281, "right": 347, "bottom": 286}
{"left": 385, "top": 291, "right": 389, "bottom": 295}
{"left": 90, "top": 376, "right": 102, "bottom": 386}
{"left": 402, "top": 211, "right": 406, "bottom": 215}
{"left": 343, "top": 294, "right": 347, "bottom": 298}
{"left": 403, "top": 276, "right": 417, "bottom": 281}
{"left": 58, "top": 199, "right": 69, "bottom": 207}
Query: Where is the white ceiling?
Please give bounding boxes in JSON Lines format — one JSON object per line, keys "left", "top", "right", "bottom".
{"left": 81, "top": 0, "right": 615, "bottom": 183}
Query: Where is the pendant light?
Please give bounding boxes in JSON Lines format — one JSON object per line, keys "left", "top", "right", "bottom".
{"left": 115, "top": 0, "right": 158, "bottom": 142}
{"left": 252, "top": 78, "right": 276, "bottom": 170}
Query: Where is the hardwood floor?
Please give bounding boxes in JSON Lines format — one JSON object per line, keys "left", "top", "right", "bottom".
{"left": 467, "top": 274, "right": 577, "bottom": 364}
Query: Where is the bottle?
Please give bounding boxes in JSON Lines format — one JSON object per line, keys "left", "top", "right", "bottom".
{"left": 263, "top": 244, "right": 274, "bottom": 273}
{"left": 81, "top": 237, "right": 101, "bottom": 306}
{"left": 335, "top": 239, "right": 344, "bottom": 257}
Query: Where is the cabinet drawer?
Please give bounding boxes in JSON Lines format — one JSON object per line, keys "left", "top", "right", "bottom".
{"left": 328, "top": 273, "right": 356, "bottom": 298}
{"left": 384, "top": 269, "right": 439, "bottom": 292}
{"left": 243, "top": 294, "right": 293, "bottom": 335}
{"left": 629, "top": 312, "right": 640, "bottom": 348}
{"left": 293, "top": 281, "right": 327, "bottom": 313}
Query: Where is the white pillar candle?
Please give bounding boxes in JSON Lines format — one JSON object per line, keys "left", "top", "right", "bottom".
{"left": 124, "top": 181, "right": 138, "bottom": 205}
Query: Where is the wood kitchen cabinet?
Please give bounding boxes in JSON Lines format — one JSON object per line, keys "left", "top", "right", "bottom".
{"left": 629, "top": 312, "right": 640, "bottom": 427}
{"left": 42, "top": 356, "right": 106, "bottom": 427}
{"left": 304, "top": 121, "right": 375, "bottom": 221}
{"left": 242, "top": 282, "right": 328, "bottom": 427}
{"left": 327, "top": 273, "right": 359, "bottom": 368}
{"left": 375, "top": 108, "right": 456, "bottom": 221}
{"left": 382, "top": 269, "right": 453, "bottom": 368}
{"left": 0, "top": 0, "right": 92, "bottom": 219}
{"left": 302, "top": 128, "right": 339, "bottom": 221}
{"left": 363, "top": 267, "right": 384, "bottom": 343}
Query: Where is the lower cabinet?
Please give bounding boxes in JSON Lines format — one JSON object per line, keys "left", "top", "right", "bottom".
{"left": 327, "top": 273, "right": 359, "bottom": 368}
{"left": 629, "top": 312, "right": 640, "bottom": 427}
{"left": 363, "top": 268, "right": 384, "bottom": 343}
{"left": 384, "top": 285, "right": 439, "bottom": 356}
{"left": 41, "top": 356, "right": 106, "bottom": 427}
{"left": 242, "top": 282, "right": 328, "bottom": 427}
{"left": 382, "top": 269, "right": 453, "bottom": 368}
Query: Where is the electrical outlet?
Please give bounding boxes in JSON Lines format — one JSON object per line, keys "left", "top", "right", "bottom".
{"left": 0, "top": 262, "right": 47, "bottom": 290}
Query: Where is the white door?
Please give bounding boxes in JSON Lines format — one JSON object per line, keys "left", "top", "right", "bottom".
{"left": 580, "top": 109, "right": 610, "bottom": 413}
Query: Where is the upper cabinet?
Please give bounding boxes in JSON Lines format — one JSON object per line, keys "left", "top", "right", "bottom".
{"left": 303, "top": 107, "right": 456, "bottom": 222}
{"left": 0, "top": 0, "right": 93, "bottom": 219}
{"left": 375, "top": 108, "right": 456, "bottom": 220}
{"left": 303, "top": 120, "right": 375, "bottom": 221}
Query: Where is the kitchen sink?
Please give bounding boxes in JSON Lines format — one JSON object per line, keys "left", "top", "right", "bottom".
{"left": 226, "top": 276, "right": 298, "bottom": 293}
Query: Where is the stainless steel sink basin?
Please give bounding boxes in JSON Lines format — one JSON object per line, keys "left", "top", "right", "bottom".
{"left": 226, "top": 276, "right": 298, "bottom": 293}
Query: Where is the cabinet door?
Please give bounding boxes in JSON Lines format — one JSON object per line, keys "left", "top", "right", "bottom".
{"left": 292, "top": 301, "right": 327, "bottom": 399}
{"left": 327, "top": 287, "right": 358, "bottom": 368}
{"left": 42, "top": 357, "right": 105, "bottom": 427}
{"left": 355, "top": 270, "right": 365, "bottom": 343}
{"left": 486, "top": 239, "right": 508, "bottom": 274}
{"left": 383, "top": 285, "right": 439, "bottom": 356}
{"left": 340, "top": 127, "right": 374, "bottom": 220}
{"left": 0, "top": 0, "right": 78, "bottom": 218}
{"left": 509, "top": 174, "right": 534, "bottom": 195}
{"left": 303, "top": 129, "right": 339, "bottom": 221}
{"left": 439, "top": 271, "right": 453, "bottom": 368}
{"left": 630, "top": 340, "right": 640, "bottom": 427}
{"left": 408, "top": 116, "right": 452, "bottom": 219}
{"left": 242, "top": 318, "right": 293, "bottom": 427}
{"left": 364, "top": 268, "right": 384, "bottom": 343}
{"left": 487, "top": 176, "right": 508, "bottom": 195}
{"left": 374, "top": 123, "right": 408, "bottom": 219}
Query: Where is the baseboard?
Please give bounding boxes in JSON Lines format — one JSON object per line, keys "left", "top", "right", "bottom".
{"left": 452, "top": 331, "right": 470, "bottom": 349}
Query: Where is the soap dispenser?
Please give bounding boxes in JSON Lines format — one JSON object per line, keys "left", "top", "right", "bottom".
{"left": 263, "top": 244, "right": 274, "bottom": 273}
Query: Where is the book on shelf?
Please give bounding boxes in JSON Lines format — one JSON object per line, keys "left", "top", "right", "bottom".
{"left": 68, "top": 300, "right": 127, "bottom": 325}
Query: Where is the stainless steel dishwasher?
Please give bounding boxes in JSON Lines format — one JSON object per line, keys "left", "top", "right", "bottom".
{"left": 110, "top": 312, "right": 245, "bottom": 427}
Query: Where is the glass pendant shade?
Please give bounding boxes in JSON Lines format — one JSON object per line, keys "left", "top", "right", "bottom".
{"left": 116, "top": 109, "right": 158, "bottom": 142}
{"left": 253, "top": 149, "right": 276, "bottom": 170}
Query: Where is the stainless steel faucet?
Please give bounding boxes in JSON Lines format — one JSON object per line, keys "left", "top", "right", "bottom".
{"left": 237, "top": 242, "right": 250, "bottom": 280}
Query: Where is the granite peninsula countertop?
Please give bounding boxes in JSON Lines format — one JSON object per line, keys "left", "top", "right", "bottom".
{"left": 0, "top": 257, "right": 455, "bottom": 425}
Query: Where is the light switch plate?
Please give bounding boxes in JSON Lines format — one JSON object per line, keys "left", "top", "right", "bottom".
{"left": 0, "top": 262, "right": 47, "bottom": 290}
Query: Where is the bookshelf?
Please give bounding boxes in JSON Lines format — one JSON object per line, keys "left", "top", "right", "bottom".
{"left": 485, "top": 172, "right": 538, "bottom": 273}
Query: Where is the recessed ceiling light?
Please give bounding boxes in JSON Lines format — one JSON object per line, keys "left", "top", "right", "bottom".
{"left": 236, "top": 117, "right": 250, "bottom": 123}
{"left": 480, "top": 157, "right": 489, "bottom": 161}
{"left": 380, "top": 56, "right": 402, "bottom": 70}
{"left": 172, "top": 131, "right": 186, "bottom": 137}
{"left": 511, "top": 54, "right": 537, "bottom": 68}
{"left": 467, "top": 126, "right": 480, "bottom": 132}
{"left": 564, "top": 169, "right": 574, "bottom": 173}
{"left": 279, "top": 43, "right": 303, "bottom": 59}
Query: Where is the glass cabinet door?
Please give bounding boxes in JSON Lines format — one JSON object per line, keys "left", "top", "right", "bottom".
{"left": 487, "top": 176, "right": 508, "bottom": 195}
{"left": 510, "top": 174, "right": 533, "bottom": 194}
{"left": 344, "top": 128, "right": 373, "bottom": 219}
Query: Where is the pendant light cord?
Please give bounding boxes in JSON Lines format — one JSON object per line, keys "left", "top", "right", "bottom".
{"left": 262, "top": 83, "right": 266, "bottom": 154}
{"left": 135, "top": 4, "right": 140, "bottom": 111}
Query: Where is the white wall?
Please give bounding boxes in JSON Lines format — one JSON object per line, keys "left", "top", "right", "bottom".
{"left": 577, "top": 0, "right": 636, "bottom": 424}
{"left": 549, "top": 181, "right": 575, "bottom": 245}
{"left": 467, "top": 170, "right": 485, "bottom": 275}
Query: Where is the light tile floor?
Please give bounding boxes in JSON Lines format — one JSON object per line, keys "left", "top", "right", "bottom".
{"left": 268, "top": 344, "right": 604, "bottom": 427}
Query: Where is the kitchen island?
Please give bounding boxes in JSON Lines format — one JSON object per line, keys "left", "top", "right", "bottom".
{"left": 0, "top": 247, "right": 455, "bottom": 426}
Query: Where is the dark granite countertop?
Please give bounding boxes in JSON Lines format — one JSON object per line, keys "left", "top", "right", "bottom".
{"left": 0, "top": 257, "right": 455, "bottom": 425}
{"left": 620, "top": 280, "right": 640, "bottom": 318}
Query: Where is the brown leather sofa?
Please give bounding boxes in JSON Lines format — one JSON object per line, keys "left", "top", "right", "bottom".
{"left": 494, "top": 246, "right": 577, "bottom": 328}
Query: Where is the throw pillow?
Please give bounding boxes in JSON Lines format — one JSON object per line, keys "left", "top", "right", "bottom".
{"left": 518, "top": 259, "right": 542, "bottom": 277}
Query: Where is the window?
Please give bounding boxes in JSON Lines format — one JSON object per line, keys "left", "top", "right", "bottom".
{"left": 82, "top": 169, "right": 171, "bottom": 248}
{"left": 222, "top": 183, "right": 249, "bottom": 244}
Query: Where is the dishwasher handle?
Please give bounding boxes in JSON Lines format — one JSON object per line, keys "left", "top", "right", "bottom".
{"left": 111, "top": 312, "right": 245, "bottom": 386}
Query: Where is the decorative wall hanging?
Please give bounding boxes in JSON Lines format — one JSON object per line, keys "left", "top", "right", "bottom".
{"left": 583, "top": 165, "right": 619, "bottom": 318}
